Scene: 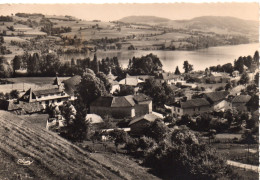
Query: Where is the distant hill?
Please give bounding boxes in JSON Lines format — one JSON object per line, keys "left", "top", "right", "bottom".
{"left": 182, "top": 16, "right": 258, "bottom": 34}
{"left": 118, "top": 15, "right": 258, "bottom": 34}
{"left": 119, "top": 16, "right": 170, "bottom": 24}
{"left": 0, "top": 111, "right": 159, "bottom": 180}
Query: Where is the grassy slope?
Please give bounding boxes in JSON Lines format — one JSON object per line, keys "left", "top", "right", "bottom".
{"left": 0, "top": 110, "right": 159, "bottom": 180}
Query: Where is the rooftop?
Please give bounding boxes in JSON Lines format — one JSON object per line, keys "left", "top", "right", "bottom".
{"left": 232, "top": 95, "right": 251, "bottom": 103}
{"left": 129, "top": 113, "right": 162, "bottom": 126}
{"left": 172, "top": 98, "right": 210, "bottom": 109}
{"left": 204, "top": 91, "right": 229, "bottom": 103}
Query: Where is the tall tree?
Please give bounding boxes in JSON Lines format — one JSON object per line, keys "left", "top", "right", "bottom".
{"left": 174, "top": 66, "right": 181, "bottom": 75}
{"left": 12, "top": 55, "right": 21, "bottom": 75}
{"left": 253, "top": 51, "right": 259, "bottom": 65}
{"left": 27, "top": 53, "right": 39, "bottom": 75}
{"left": 183, "top": 60, "right": 193, "bottom": 73}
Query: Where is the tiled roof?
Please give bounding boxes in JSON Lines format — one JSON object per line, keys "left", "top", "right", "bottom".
{"left": 133, "top": 93, "right": 152, "bottom": 102}
{"left": 6, "top": 100, "right": 43, "bottom": 113}
{"left": 119, "top": 77, "right": 144, "bottom": 86}
{"left": 232, "top": 95, "right": 251, "bottom": 103}
{"left": 33, "top": 88, "right": 62, "bottom": 96}
{"left": 204, "top": 91, "right": 229, "bottom": 103}
{"left": 91, "top": 96, "right": 135, "bottom": 108}
{"left": 180, "top": 98, "right": 210, "bottom": 108}
{"left": 129, "top": 113, "right": 161, "bottom": 126}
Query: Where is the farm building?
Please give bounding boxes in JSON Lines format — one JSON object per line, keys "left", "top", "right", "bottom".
{"left": 90, "top": 94, "right": 152, "bottom": 119}
{"left": 170, "top": 98, "right": 211, "bottom": 117}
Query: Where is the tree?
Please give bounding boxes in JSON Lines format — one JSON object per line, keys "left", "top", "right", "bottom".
{"left": 239, "top": 72, "right": 250, "bottom": 85}
{"left": 39, "top": 53, "right": 61, "bottom": 76}
{"left": 128, "top": 54, "right": 163, "bottom": 75}
{"left": 76, "top": 69, "right": 108, "bottom": 108}
{"left": 114, "top": 84, "right": 134, "bottom": 96}
{"left": 174, "top": 66, "right": 181, "bottom": 75}
{"left": 234, "top": 56, "right": 244, "bottom": 74}
{"left": 109, "top": 129, "right": 129, "bottom": 153}
{"left": 254, "top": 72, "right": 259, "bottom": 86}
{"left": 183, "top": 60, "right": 193, "bottom": 73}
{"left": 143, "top": 119, "right": 168, "bottom": 142}
{"left": 9, "top": 90, "right": 19, "bottom": 99}
{"left": 96, "top": 72, "right": 112, "bottom": 92}
{"left": 253, "top": 51, "right": 259, "bottom": 65}
{"left": 58, "top": 101, "right": 88, "bottom": 141}
{"left": 12, "top": 55, "right": 21, "bottom": 75}
{"left": 27, "top": 53, "right": 40, "bottom": 75}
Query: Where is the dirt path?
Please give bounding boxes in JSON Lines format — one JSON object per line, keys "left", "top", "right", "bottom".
{"left": 227, "top": 160, "right": 260, "bottom": 173}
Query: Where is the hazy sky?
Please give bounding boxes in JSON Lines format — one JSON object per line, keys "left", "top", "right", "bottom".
{"left": 0, "top": 3, "right": 258, "bottom": 22}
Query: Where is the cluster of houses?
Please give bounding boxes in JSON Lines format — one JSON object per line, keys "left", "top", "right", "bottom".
{"left": 167, "top": 91, "right": 253, "bottom": 117}
{"left": 0, "top": 65, "right": 258, "bottom": 136}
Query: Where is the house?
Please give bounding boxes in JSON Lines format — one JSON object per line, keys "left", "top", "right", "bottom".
{"left": 170, "top": 98, "right": 211, "bottom": 117}
{"left": 119, "top": 74, "right": 145, "bottom": 86}
{"left": 129, "top": 113, "right": 163, "bottom": 136}
{"left": 19, "top": 88, "right": 70, "bottom": 108}
{"left": 203, "top": 72, "right": 231, "bottom": 83}
{"left": 203, "top": 91, "right": 230, "bottom": 111}
{"left": 90, "top": 94, "right": 152, "bottom": 119}
{"left": 232, "top": 70, "right": 239, "bottom": 77}
{"left": 119, "top": 74, "right": 145, "bottom": 92}
{"left": 155, "top": 72, "right": 184, "bottom": 85}
{"left": 231, "top": 95, "right": 251, "bottom": 111}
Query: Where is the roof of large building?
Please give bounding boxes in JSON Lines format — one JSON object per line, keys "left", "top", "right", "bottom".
{"left": 33, "top": 88, "right": 62, "bottom": 96}
{"left": 204, "top": 91, "right": 229, "bottom": 103}
{"left": 63, "top": 75, "right": 81, "bottom": 95}
{"left": 119, "top": 77, "right": 144, "bottom": 86}
{"left": 232, "top": 95, "right": 251, "bottom": 103}
{"left": 91, "top": 94, "right": 151, "bottom": 108}
{"left": 179, "top": 98, "right": 210, "bottom": 109}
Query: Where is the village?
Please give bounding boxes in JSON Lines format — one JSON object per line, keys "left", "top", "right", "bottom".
{"left": 0, "top": 10, "right": 259, "bottom": 180}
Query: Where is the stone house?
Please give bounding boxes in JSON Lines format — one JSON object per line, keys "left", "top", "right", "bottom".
{"left": 90, "top": 94, "right": 152, "bottom": 119}
{"left": 170, "top": 98, "right": 211, "bottom": 117}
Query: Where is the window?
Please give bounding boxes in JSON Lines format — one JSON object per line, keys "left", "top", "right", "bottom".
{"left": 198, "top": 107, "right": 200, "bottom": 111}
{"left": 174, "top": 107, "right": 176, "bottom": 111}
{"left": 193, "top": 108, "right": 195, "bottom": 111}
{"left": 58, "top": 99, "right": 61, "bottom": 103}
{"left": 52, "top": 100, "right": 55, "bottom": 103}
{"left": 178, "top": 109, "right": 180, "bottom": 113}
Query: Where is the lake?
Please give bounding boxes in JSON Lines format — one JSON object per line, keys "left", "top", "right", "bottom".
{"left": 60, "top": 43, "right": 259, "bottom": 72}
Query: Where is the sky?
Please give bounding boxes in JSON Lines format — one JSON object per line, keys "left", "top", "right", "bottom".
{"left": 0, "top": 3, "right": 258, "bottom": 22}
